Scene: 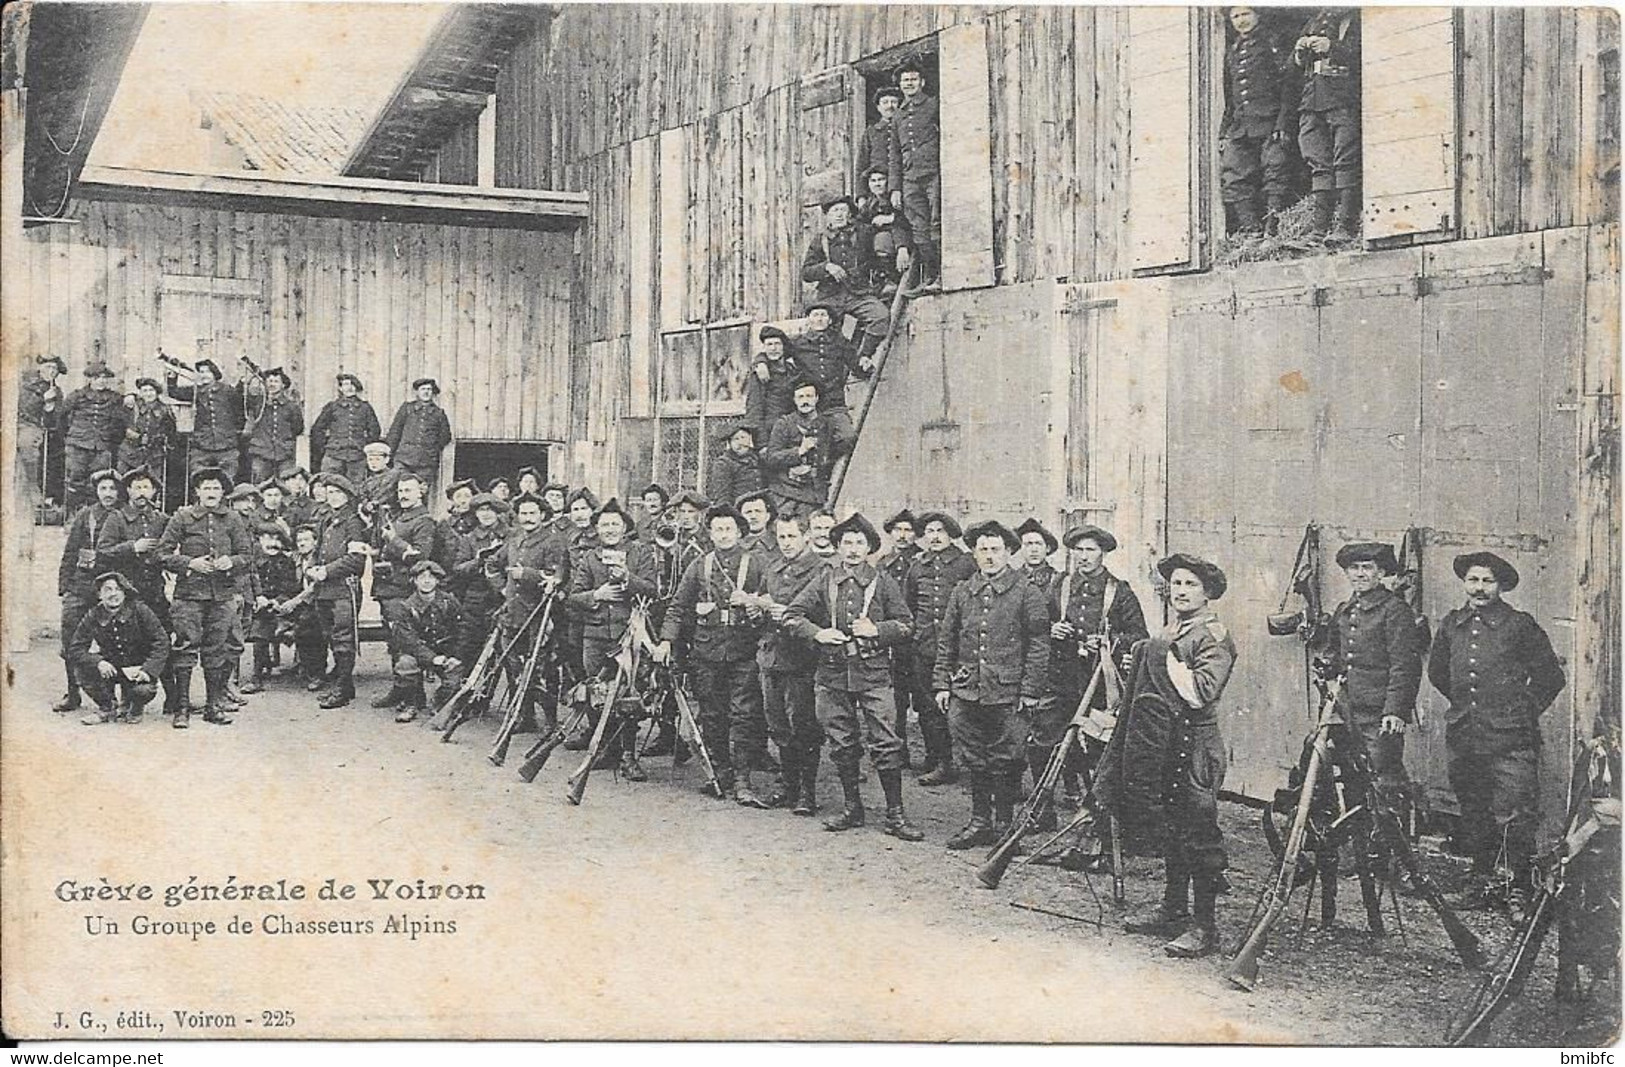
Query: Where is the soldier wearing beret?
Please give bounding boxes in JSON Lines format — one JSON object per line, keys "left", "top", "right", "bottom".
{"left": 52, "top": 469, "right": 128, "bottom": 713}
{"left": 61, "top": 363, "right": 128, "bottom": 508}
{"left": 358, "top": 441, "right": 402, "bottom": 526}
{"left": 904, "top": 511, "right": 977, "bottom": 785}
{"left": 763, "top": 379, "right": 856, "bottom": 520}
{"left": 735, "top": 490, "right": 778, "bottom": 561}
{"left": 887, "top": 63, "right": 942, "bottom": 287}
{"left": 18, "top": 356, "right": 65, "bottom": 510}
{"left": 1221, "top": 7, "right": 1300, "bottom": 235}
{"left": 101, "top": 467, "right": 173, "bottom": 632}
{"left": 245, "top": 523, "right": 300, "bottom": 693}
{"left": 389, "top": 560, "right": 466, "bottom": 724}
{"left": 386, "top": 378, "right": 453, "bottom": 499}
{"left": 369, "top": 471, "right": 441, "bottom": 711}
{"left": 441, "top": 492, "right": 509, "bottom": 671}
{"left": 786, "top": 512, "right": 922, "bottom": 839}
{"left": 879, "top": 509, "right": 922, "bottom": 764}
{"left": 242, "top": 368, "right": 304, "bottom": 484}
{"left": 655, "top": 505, "right": 772, "bottom": 806}
{"left": 304, "top": 474, "right": 370, "bottom": 709}
{"left": 708, "top": 425, "right": 766, "bottom": 507}
{"left": 746, "top": 327, "right": 807, "bottom": 446}
{"left": 1294, "top": 8, "right": 1363, "bottom": 236}
{"left": 68, "top": 572, "right": 169, "bottom": 726}
{"left": 118, "top": 377, "right": 177, "bottom": 486}
{"left": 164, "top": 359, "right": 244, "bottom": 487}
{"left": 933, "top": 521, "right": 1051, "bottom": 849}
{"left": 1428, "top": 551, "right": 1566, "bottom": 912}
{"left": 1014, "top": 518, "right": 1061, "bottom": 599}
{"left": 309, "top": 374, "right": 381, "bottom": 483}
{"left": 802, "top": 198, "right": 892, "bottom": 370}
{"left": 856, "top": 167, "right": 911, "bottom": 291}
{"left": 1102, "top": 553, "right": 1237, "bottom": 959}
{"left": 787, "top": 305, "right": 864, "bottom": 435}
{"left": 493, "top": 494, "right": 571, "bottom": 728}
{"left": 854, "top": 84, "right": 903, "bottom": 193}
{"left": 634, "top": 483, "right": 671, "bottom": 547}
{"left": 277, "top": 467, "right": 319, "bottom": 531}
{"left": 158, "top": 467, "right": 254, "bottom": 726}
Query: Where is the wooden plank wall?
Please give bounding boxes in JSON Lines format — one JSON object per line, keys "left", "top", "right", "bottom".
{"left": 16, "top": 197, "right": 574, "bottom": 444}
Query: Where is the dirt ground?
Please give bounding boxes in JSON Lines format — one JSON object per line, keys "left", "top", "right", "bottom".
{"left": 1, "top": 640, "right": 1614, "bottom": 1044}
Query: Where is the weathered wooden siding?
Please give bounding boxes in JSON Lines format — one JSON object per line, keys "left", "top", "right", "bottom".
{"left": 17, "top": 197, "right": 573, "bottom": 443}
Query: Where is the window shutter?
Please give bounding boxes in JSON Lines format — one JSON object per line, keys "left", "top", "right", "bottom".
{"left": 1127, "top": 7, "right": 1199, "bottom": 272}
{"left": 798, "top": 66, "right": 851, "bottom": 209}
{"left": 1362, "top": 9, "right": 1458, "bottom": 240}
{"left": 939, "top": 18, "right": 995, "bottom": 290}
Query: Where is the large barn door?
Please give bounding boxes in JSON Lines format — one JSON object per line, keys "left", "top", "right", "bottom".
{"left": 1362, "top": 8, "right": 1459, "bottom": 241}
{"left": 938, "top": 18, "right": 995, "bottom": 291}
{"left": 1128, "top": 7, "right": 1201, "bottom": 273}
{"left": 157, "top": 275, "right": 267, "bottom": 432}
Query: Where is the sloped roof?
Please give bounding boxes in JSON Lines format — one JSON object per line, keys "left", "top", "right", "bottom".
{"left": 192, "top": 90, "right": 371, "bottom": 175}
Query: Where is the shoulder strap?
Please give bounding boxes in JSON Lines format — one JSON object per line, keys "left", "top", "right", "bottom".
{"left": 860, "top": 577, "right": 879, "bottom": 618}
{"left": 1100, "top": 576, "right": 1118, "bottom": 634}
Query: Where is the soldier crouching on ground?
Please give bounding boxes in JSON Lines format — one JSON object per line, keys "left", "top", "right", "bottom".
{"left": 389, "top": 561, "right": 465, "bottom": 724}
{"left": 54, "top": 469, "right": 128, "bottom": 713}
{"left": 69, "top": 572, "right": 169, "bottom": 726}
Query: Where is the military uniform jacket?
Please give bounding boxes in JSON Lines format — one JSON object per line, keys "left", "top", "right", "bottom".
{"left": 310, "top": 396, "right": 381, "bottom": 461}
{"left": 373, "top": 503, "right": 439, "bottom": 600}
{"left": 246, "top": 393, "right": 304, "bottom": 461}
{"left": 566, "top": 525, "right": 600, "bottom": 577}
{"left": 1160, "top": 612, "right": 1238, "bottom": 728}
{"left": 395, "top": 589, "right": 465, "bottom": 665}
{"left": 756, "top": 550, "right": 828, "bottom": 673}
{"left": 802, "top": 223, "right": 881, "bottom": 302}
{"left": 787, "top": 330, "right": 861, "bottom": 413}
{"left": 660, "top": 545, "right": 767, "bottom": 663}
{"left": 310, "top": 505, "right": 369, "bottom": 602}
{"left": 19, "top": 377, "right": 61, "bottom": 430}
{"left": 566, "top": 541, "right": 659, "bottom": 643}
{"left": 854, "top": 118, "right": 894, "bottom": 190}
{"left": 933, "top": 566, "right": 1051, "bottom": 705}
{"left": 165, "top": 378, "right": 242, "bottom": 451}
{"left": 879, "top": 543, "right": 921, "bottom": 590}
{"left": 102, "top": 503, "right": 171, "bottom": 591}
{"left": 59, "top": 503, "right": 124, "bottom": 598}
{"left": 1427, "top": 599, "right": 1566, "bottom": 736}
{"left": 764, "top": 410, "right": 854, "bottom": 507}
{"left": 69, "top": 599, "right": 169, "bottom": 679}
{"left": 887, "top": 92, "right": 940, "bottom": 185}
{"left": 123, "top": 398, "right": 176, "bottom": 455}
{"left": 282, "top": 493, "right": 320, "bottom": 533}
{"left": 359, "top": 467, "right": 402, "bottom": 517}
{"left": 446, "top": 521, "right": 507, "bottom": 616}
{"left": 1224, "top": 27, "right": 1299, "bottom": 134}
{"left": 744, "top": 354, "right": 807, "bottom": 438}
{"left": 1017, "top": 561, "right": 1061, "bottom": 601}
{"left": 159, "top": 504, "right": 254, "bottom": 601}
{"left": 499, "top": 526, "right": 570, "bottom": 626}
{"left": 1325, "top": 587, "right": 1427, "bottom": 723}
{"left": 253, "top": 550, "right": 301, "bottom": 605}
{"left": 252, "top": 506, "right": 293, "bottom": 540}
{"left": 1049, "top": 568, "right": 1149, "bottom": 690}
{"left": 740, "top": 528, "right": 777, "bottom": 562}
{"left": 904, "top": 545, "right": 977, "bottom": 653}
{"left": 708, "top": 449, "right": 766, "bottom": 505}
{"left": 61, "top": 387, "right": 128, "bottom": 451}
{"left": 787, "top": 561, "right": 913, "bottom": 692}
{"left": 385, "top": 400, "right": 452, "bottom": 468}
{"left": 1295, "top": 9, "right": 1361, "bottom": 111}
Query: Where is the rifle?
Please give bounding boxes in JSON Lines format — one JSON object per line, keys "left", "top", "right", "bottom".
{"left": 488, "top": 596, "right": 557, "bottom": 766}
{"left": 517, "top": 703, "right": 590, "bottom": 784}
{"left": 564, "top": 650, "right": 632, "bottom": 805}
{"left": 977, "top": 658, "right": 1110, "bottom": 890}
{"left": 425, "top": 625, "right": 500, "bottom": 732}
{"left": 668, "top": 675, "right": 720, "bottom": 797}
{"left": 1225, "top": 677, "right": 1341, "bottom": 992}
{"left": 439, "top": 594, "right": 552, "bottom": 742}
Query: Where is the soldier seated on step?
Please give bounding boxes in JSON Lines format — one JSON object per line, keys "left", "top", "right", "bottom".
{"left": 801, "top": 197, "right": 892, "bottom": 371}
{"left": 855, "top": 167, "right": 912, "bottom": 291}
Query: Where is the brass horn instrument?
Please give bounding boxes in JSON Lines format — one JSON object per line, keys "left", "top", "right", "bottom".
{"left": 653, "top": 519, "right": 680, "bottom": 550}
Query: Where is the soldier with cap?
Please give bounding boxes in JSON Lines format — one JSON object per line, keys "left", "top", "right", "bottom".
{"left": 309, "top": 374, "right": 381, "bottom": 482}
{"left": 933, "top": 521, "right": 1051, "bottom": 850}
{"left": 369, "top": 471, "right": 440, "bottom": 711}
{"left": 708, "top": 425, "right": 766, "bottom": 505}
{"left": 1429, "top": 551, "right": 1566, "bottom": 913}
{"left": 1221, "top": 6, "right": 1300, "bottom": 235}
{"left": 1293, "top": 8, "right": 1363, "bottom": 237}
{"left": 516, "top": 466, "right": 544, "bottom": 500}
{"left": 788, "top": 305, "right": 865, "bottom": 434}
{"left": 245, "top": 522, "right": 300, "bottom": 693}
{"left": 102, "top": 467, "right": 173, "bottom": 631}
{"left": 856, "top": 167, "right": 912, "bottom": 291}
{"left": 68, "top": 572, "right": 170, "bottom": 726}
{"left": 386, "top": 378, "right": 453, "bottom": 498}
{"left": 735, "top": 489, "right": 778, "bottom": 560}
{"left": 493, "top": 494, "right": 571, "bottom": 729}
{"left": 763, "top": 378, "right": 856, "bottom": 520}
{"left": 440, "top": 478, "right": 480, "bottom": 542}
{"left": 486, "top": 476, "right": 515, "bottom": 508}
{"left": 243, "top": 368, "right": 304, "bottom": 484}
{"left": 541, "top": 482, "right": 570, "bottom": 528}
{"left": 304, "top": 474, "right": 370, "bottom": 708}
{"left": 278, "top": 467, "right": 319, "bottom": 531}
{"left": 802, "top": 197, "right": 892, "bottom": 370}
{"left": 655, "top": 503, "right": 772, "bottom": 806}
{"left": 158, "top": 466, "right": 254, "bottom": 727}
{"left": 358, "top": 441, "right": 403, "bottom": 530}
{"left": 634, "top": 483, "right": 671, "bottom": 546}
{"left": 165, "top": 359, "right": 244, "bottom": 486}
{"left": 855, "top": 84, "right": 903, "bottom": 192}
{"left": 389, "top": 560, "right": 466, "bottom": 724}
{"left": 61, "top": 363, "right": 128, "bottom": 507}
{"left": 118, "top": 377, "right": 177, "bottom": 485}
{"left": 879, "top": 509, "right": 922, "bottom": 763}
{"left": 255, "top": 479, "right": 293, "bottom": 540}
{"left": 1014, "top": 518, "right": 1062, "bottom": 599}
{"left": 18, "top": 355, "right": 66, "bottom": 506}
{"left": 746, "top": 327, "right": 806, "bottom": 445}
{"left": 1102, "top": 553, "right": 1237, "bottom": 959}
{"left": 787, "top": 512, "right": 923, "bottom": 839}
{"left": 905, "top": 511, "right": 977, "bottom": 785}
{"left": 53, "top": 469, "right": 127, "bottom": 712}
{"left": 887, "top": 62, "right": 942, "bottom": 286}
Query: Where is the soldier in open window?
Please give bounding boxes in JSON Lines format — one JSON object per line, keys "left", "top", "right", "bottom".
{"left": 888, "top": 62, "right": 941, "bottom": 287}
{"left": 854, "top": 84, "right": 902, "bottom": 194}
{"left": 1294, "top": 8, "right": 1363, "bottom": 237}
{"left": 1221, "top": 6, "right": 1301, "bottom": 236}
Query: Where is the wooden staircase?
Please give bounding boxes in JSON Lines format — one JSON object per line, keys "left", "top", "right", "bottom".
{"left": 825, "top": 264, "right": 919, "bottom": 510}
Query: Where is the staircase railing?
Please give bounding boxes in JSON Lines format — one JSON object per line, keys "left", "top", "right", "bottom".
{"left": 825, "top": 262, "right": 919, "bottom": 509}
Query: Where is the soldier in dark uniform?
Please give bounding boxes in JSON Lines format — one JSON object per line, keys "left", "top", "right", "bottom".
{"left": 357, "top": 441, "right": 403, "bottom": 528}
{"left": 1429, "top": 551, "right": 1566, "bottom": 912}
{"left": 243, "top": 368, "right": 304, "bottom": 484}
{"left": 369, "top": 471, "right": 440, "bottom": 710}
{"left": 246, "top": 523, "right": 300, "bottom": 693}
{"left": 487, "top": 476, "right": 514, "bottom": 508}
{"left": 165, "top": 359, "right": 243, "bottom": 486}
{"left": 444, "top": 492, "right": 508, "bottom": 669}
{"left": 385, "top": 378, "right": 453, "bottom": 499}
{"left": 305, "top": 474, "right": 369, "bottom": 708}
{"left": 888, "top": 63, "right": 941, "bottom": 286}
{"left": 53, "top": 469, "right": 127, "bottom": 712}
{"left": 255, "top": 480, "right": 292, "bottom": 541}
{"left": 787, "top": 305, "right": 864, "bottom": 436}
{"left": 735, "top": 489, "right": 778, "bottom": 560}
{"left": 854, "top": 84, "right": 902, "bottom": 192}
{"left": 389, "top": 560, "right": 465, "bottom": 724}
{"left": 879, "top": 509, "right": 921, "bottom": 764}
{"left": 517, "top": 466, "right": 544, "bottom": 500}
{"left": 1103, "top": 554, "right": 1237, "bottom": 959}
{"left": 745, "top": 328, "right": 805, "bottom": 446}
{"left": 1014, "top": 518, "right": 1061, "bottom": 597}
{"left": 61, "top": 363, "right": 128, "bottom": 508}
{"left": 159, "top": 467, "right": 254, "bottom": 727}
{"left": 309, "top": 374, "right": 380, "bottom": 482}
{"left": 933, "top": 521, "right": 1051, "bottom": 849}
{"left": 541, "top": 482, "right": 570, "bottom": 528}
{"left": 905, "top": 512, "right": 977, "bottom": 785}
{"left": 68, "top": 572, "right": 169, "bottom": 726}
{"left": 634, "top": 483, "right": 670, "bottom": 546}
{"left": 787, "top": 513, "right": 923, "bottom": 840}
{"left": 278, "top": 467, "right": 319, "bottom": 531}
{"left": 751, "top": 511, "right": 829, "bottom": 812}
{"left": 286, "top": 524, "right": 325, "bottom": 686}
{"left": 802, "top": 196, "right": 892, "bottom": 367}
{"left": 708, "top": 425, "right": 766, "bottom": 506}
{"left": 655, "top": 504, "right": 772, "bottom": 806}
{"left": 441, "top": 478, "right": 479, "bottom": 539}
{"left": 763, "top": 379, "right": 856, "bottom": 521}
{"left": 18, "top": 355, "right": 65, "bottom": 509}
{"left": 100, "top": 467, "right": 176, "bottom": 714}
{"left": 118, "top": 377, "right": 176, "bottom": 484}
{"left": 494, "top": 495, "right": 570, "bottom": 730}
{"left": 1221, "top": 6, "right": 1300, "bottom": 235}
{"left": 1294, "top": 8, "right": 1363, "bottom": 236}
{"left": 856, "top": 167, "right": 911, "bottom": 290}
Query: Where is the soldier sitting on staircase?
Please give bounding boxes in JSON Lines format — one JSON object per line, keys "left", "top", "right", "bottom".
{"left": 801, "top": 196, "right": 892, "bottom": 373}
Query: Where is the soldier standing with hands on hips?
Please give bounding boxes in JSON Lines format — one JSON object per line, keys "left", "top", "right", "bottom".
{"left": 385, "top": 378, "right": 452, "bottom": 499}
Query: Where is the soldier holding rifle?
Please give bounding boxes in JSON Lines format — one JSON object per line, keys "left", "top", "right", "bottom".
{"left": 118, "top": 377, "right": 176, "bottom": 484}
{"left": 494, "top": 495, "right": 570, "bottom": 729}
{"left": 164, "top": 358, "right": 243, "bottom": 485}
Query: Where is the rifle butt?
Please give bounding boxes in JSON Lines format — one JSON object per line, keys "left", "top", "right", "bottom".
{"left": 564, "top": 767, "right": 588, "bottom": 805}
{"left": 516, "top": 733, "right": 563, "bottom": 783}
{"left": 975, "top": 837, "right": 1022, "bottom": 890}
{"left": 487, "top": 728, "right": 516, "bottom": 767}
{"left": 1224, "top": 894, "right": 1283, "bottom": 992}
